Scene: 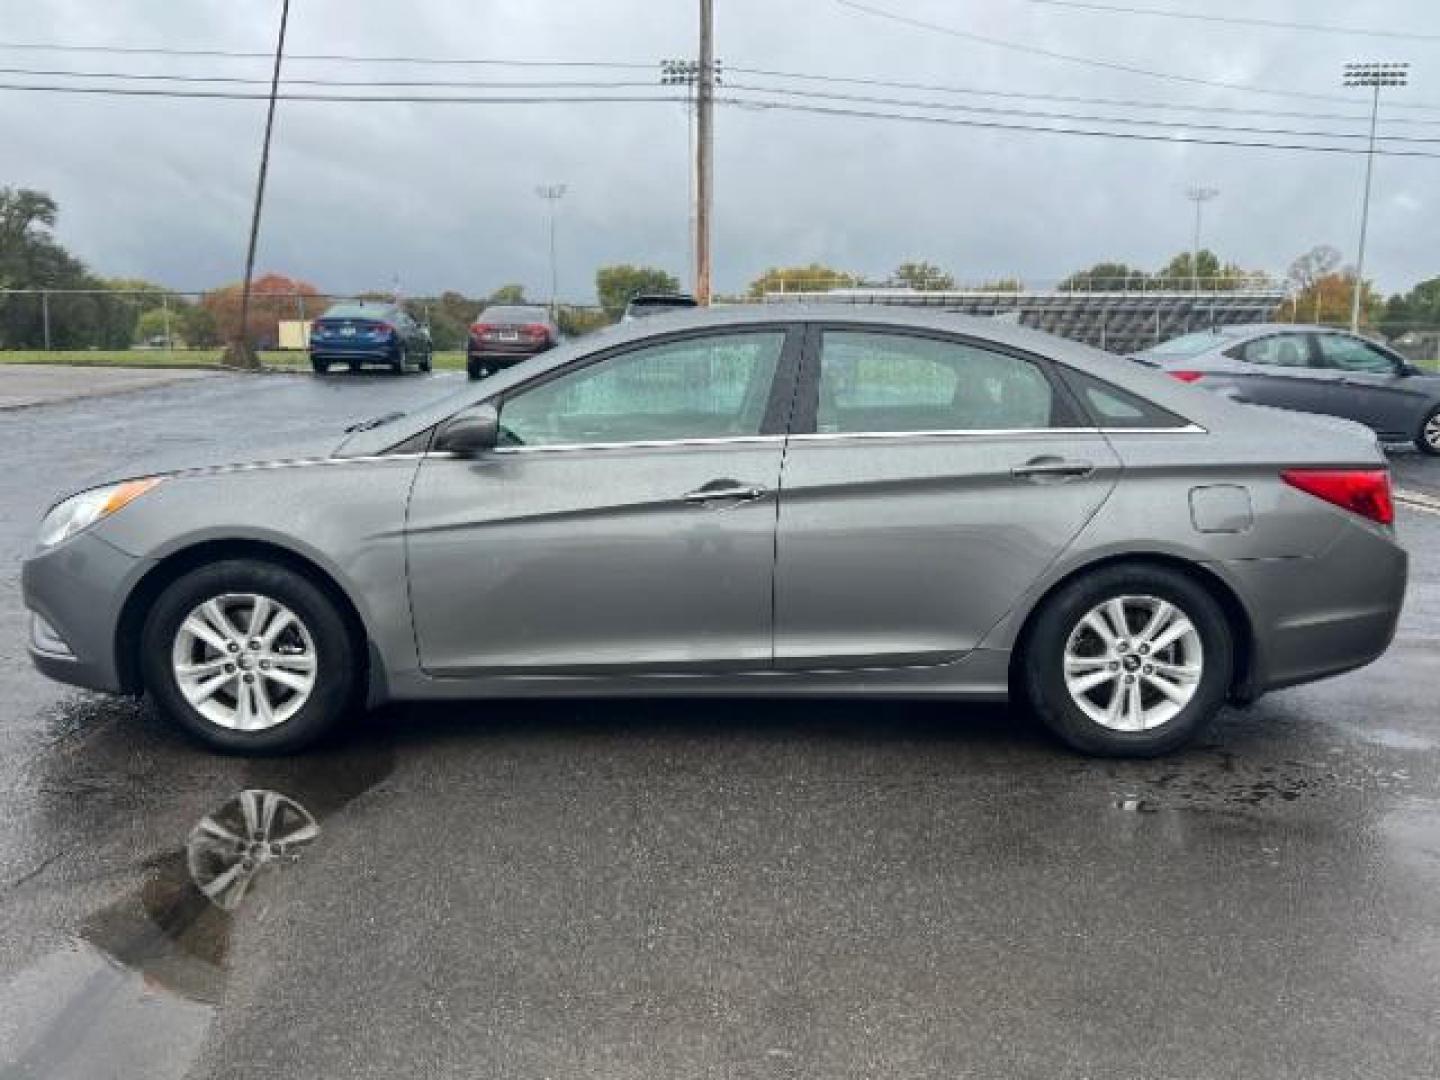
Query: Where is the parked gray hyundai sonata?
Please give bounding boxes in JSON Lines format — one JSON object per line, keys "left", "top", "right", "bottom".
{"left": 23, "top": 306, "right": 1407, "bottom": 757}
{"left": 1134, "top": 323, "right": 1440, "bottom": 454}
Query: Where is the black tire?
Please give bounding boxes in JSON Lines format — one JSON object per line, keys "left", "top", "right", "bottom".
{"left": 420, "top": 349, "right": 432, "bottom": 373}
{"left": 1416, "top": 405, "right": 1440, "bottom": 456}
{"left": 466, "top": 358, "right": 483, "bottom": 380}
{"left": 1019, "top": 563, "right": 1233, "bottom": 757}
{"left": 311, "top": 358, "right": 329, "bottom": 376}
{"left": 391, "top": 345, "right": 407, "bottom": 375}
{"left": 140, "top": 559, "right": 360, "bottom": 754}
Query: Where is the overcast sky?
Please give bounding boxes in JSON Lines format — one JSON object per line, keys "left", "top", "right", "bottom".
{"left": 3, "top": 0, "right": 1436, "bottom": 300}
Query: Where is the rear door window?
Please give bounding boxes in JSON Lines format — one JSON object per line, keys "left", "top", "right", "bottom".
{"left": 815, "top": 331, "right": 1066, "bottom": 433}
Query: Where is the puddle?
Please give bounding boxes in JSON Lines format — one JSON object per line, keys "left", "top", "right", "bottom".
{"left": 1, "top": 736, "right": 395, "bottom": 1077}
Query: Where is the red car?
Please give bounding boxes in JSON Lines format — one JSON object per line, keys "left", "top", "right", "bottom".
{"left": 466, "top": 304, "right": 560, "bottom": 379}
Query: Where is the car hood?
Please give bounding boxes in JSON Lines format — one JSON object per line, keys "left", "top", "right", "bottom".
{"left": 63, "top": 430, "right": 351, "bottom": 501}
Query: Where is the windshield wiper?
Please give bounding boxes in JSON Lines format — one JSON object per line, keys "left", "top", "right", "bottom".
{"left": 344, "top": 411, "right": 406, "bottom": 434}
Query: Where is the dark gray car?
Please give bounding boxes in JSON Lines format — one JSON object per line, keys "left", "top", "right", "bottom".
{"left": 1135, "top": 324, "right": 1440, "bottom": 454}
{"left": 23, "top": 306, "right": 1406, "bottom": 758}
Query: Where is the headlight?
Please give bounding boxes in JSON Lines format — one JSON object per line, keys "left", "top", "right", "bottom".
{"left": 38, "top": 478, "right": 164, "bottom": 549}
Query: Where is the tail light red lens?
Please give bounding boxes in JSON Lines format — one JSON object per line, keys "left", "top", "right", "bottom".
{"left": 1281, "top": 468, "right": 1394, "bottom": 526}
{"left": 470, "top": 322, "right": 492, "bottom": 338}
{"left": 373, "top": 322, "right": 394, "bottom": 335}
{"left": 524, "top": 323, "right": 550, "bottom": 340}
{"left": 1168, "top": 370, "right": 1205, "bottom": 383}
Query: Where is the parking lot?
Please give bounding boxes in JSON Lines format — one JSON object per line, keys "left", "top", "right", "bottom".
{"left": 2, "top": 369, "right": 1439, "bottom": 1079}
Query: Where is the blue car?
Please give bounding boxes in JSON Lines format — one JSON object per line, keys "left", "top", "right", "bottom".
{"left": 308, "top": 302, "right": 432, "bottom": 375}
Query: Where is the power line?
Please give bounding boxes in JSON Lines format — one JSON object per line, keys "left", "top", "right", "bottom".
{"left": 730, "top": 63, "right": 1440, "bottom": 126}
{"left": 0, "top": 82, "right": 684, "bottom": 104}
{"left": 11, "top": 57, "right": 1440, "bottom": 129}
{"left": 1007, "top": 0, "right": 1440, "bottom": 42}
{"left": 833, "top": 0, "right": 1439, "bottom": 112}
{"left": 0, "top": 39, "right": 654, "bottom": 69}
{"left": 719, "top": 95, "right": 1440, "bottom": 159}
{"left": 9, "top": 65, "right": 1434, "bottom": 145}
{"left": 0, "top": 65, "right": 661, "bottom": 90}
{"left": 722, "top": 81, "right": 1440, "bottom": 145}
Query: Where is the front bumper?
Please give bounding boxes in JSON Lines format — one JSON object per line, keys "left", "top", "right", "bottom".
{"left": 22, "top": 531, "right": 149, "bottom": 694}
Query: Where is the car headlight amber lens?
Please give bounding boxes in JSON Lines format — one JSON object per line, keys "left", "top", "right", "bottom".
{"left": 38, "top": 478, "right": 163, "bottom": 549}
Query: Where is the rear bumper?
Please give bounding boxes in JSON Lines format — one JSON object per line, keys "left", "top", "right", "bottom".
{"left": 1217, "top": 517, "right": 1407, "bottom": 695}
{"left": 22, "top": 532, "right": 149, "bottom": 694}
{"left": 310, "top": 345, "right": 396, "bottom": 362}
{"left": 466, "top": 348, "right": 546, "bottom": 369}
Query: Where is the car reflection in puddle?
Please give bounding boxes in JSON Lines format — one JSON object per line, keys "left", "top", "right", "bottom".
{"left": 2, "top": 729, "right": 392, "bottom": 1080}
{"left": 1, "top": 789, "right": 319, "bottom": 1079}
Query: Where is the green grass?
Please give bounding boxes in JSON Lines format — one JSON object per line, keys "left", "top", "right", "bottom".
{"left": 0, "top": 349, "right": 469, "bottom": 371}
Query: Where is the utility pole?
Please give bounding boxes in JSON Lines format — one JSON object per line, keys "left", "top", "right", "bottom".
{"left": 1184, "top": 186, "right": 1219, "bottom": 293}
{"left": 229, "top": 0, "right": 290, "bottom": 369}
{"left": 695, "top": 0, "right": 714, "bottom": 305}
{"left": 535, "top": 184, "right": 567, "bottom": 320}
{"left": 1344, "top": 62, "right": 1408, "bottom": 333}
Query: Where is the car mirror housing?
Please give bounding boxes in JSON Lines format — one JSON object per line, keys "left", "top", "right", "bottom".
{"left": 435, "top": 404, "right": 500, "bottom": 456}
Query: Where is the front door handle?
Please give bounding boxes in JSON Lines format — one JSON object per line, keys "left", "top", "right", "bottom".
{"left": 1011, "top": 457, "right": 1095, "bottom": 482}
{"left": 682, "top": 480, "right": 768, "bottom": 504}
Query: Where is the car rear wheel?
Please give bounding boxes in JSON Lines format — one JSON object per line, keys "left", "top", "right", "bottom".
{"left": 1417, "top": 406, "right": 1440, "bottom": 456}
{"left": 466, "top": 358, "right": 485, "bottom": 380}
{"left": 420, "top": 349, "right": 432, "bottom": 373}
{"left": 391, "top": 345, "right": 407, "bottom": 375}
{"left": 141, "top": 559, "right": 359, "bottom": 754}
{"left": 1020, "top": 563, "right": 1233, "bottom": 757}
{"left": 311, "top": 358, "right": 328, "bottom": 375}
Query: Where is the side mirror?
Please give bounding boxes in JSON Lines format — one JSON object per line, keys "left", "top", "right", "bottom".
{"left": 435, "top": 404, "right": 499, "bottom": 456}
{"left": 1398, "top": 361, "right": 1422, "bottom": 377}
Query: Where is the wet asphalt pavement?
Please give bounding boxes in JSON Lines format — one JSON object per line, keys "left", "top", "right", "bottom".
{"left": 2, "top": 372, "right": 1439, "bottom": 1079}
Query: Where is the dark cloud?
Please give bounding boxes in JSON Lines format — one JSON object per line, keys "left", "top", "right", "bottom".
{"left": 2, "top": 0, "right": 1433, "bottom": 297}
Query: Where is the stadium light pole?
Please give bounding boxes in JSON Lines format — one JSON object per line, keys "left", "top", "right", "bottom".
{"left": 229, "top": 0, "right": 290, "bottom": 370}
{"left": 1185, "top": 186, "right": 1219, "bottom": 293}
{"left": 535, "top": 184, "right": 567, "bottom": 320}
{"left": 1343, "top": 61, "right": 1408, "bottom": 332}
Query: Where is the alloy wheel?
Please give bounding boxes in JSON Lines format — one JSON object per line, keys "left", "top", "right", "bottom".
{"left": 1425, "top": 411, "right": 1440, "bottom": 451}
{"left": 171, "top": 593, "right": 318, "bottom": 731}
{"left": 1062, "top": 594, "right": 1203, "bottom": 732}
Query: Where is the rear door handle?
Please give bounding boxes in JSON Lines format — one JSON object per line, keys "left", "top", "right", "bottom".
{"left": 1011, "top": 457, "right": 1095, "bottom": 482}
{"left": 682, "top": 481, "right": 768, "bottom": 504}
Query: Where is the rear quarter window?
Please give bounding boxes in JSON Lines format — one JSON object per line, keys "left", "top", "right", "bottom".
{"left": 1060, "top": 369, "right": 1191, "bottom": 429}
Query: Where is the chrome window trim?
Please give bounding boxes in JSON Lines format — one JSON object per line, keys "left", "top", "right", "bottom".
{"left": 489, "top": 434, "right": 788, "bottom": 455}
{"left": 414, "top": 424, "right": 1207, "bottom": 457}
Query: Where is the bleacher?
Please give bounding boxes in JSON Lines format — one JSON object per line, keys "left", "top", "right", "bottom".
{"left": 759, "top": 282, "right": 1290, "bottom": 355}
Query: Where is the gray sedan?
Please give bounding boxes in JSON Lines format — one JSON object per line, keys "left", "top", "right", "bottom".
{"left": 23, "top": 306, "right": 1406, "bottom": 757}
{"left": 1135, "top": 323, "right": 1440, "bottom": 454}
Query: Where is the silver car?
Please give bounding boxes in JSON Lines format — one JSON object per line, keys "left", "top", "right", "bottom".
{"left": 23, "top": 306, "right": 1407, "bottom": 757}
{"left": 1135, "top": 323, "right": 1440, "bottom": 454}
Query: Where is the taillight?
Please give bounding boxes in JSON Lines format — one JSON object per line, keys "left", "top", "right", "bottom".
{"left": 1282, "top": 468, "right": 1394, "bottom": 526}
{"left": 470, "top": 322, "right": 492, "bottom": 339}
{"left": 310, "top": 320, "right": 324, "bottom": 334}
{"left": 373, "top": 322, "right": 394, "bottom": 336}
{"left": 524, "top": 323, "right": 549, "bottom": 340}
{"left": 1169, "top": 370, "right": 1205, "bottom": 383}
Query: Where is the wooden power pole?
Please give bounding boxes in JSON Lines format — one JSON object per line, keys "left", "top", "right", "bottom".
{"left": 695, "top": 0, "right": 714, "bottom": 306}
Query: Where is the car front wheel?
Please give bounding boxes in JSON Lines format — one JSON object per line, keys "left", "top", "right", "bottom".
{"left": 141, "top": 560, "right": 359, "bottom": 753}
{"left": 1020, "top": 563, "right": 1233, "bottom": 757}
{"left": 1417, "top": 405, "right": 1440, "bottom": 456}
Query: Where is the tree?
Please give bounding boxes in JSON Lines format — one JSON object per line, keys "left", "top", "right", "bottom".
{"left": 556, "top": 305, "right": 611, "bottom": 338}
{"left": 596, "top": 264, "right": 681, "bottom": 319}
{"left": 1276, "top": 271, "right": 1381, "bottom": 327}
{"left": 0, "top": 186, "right": 135, "bottom": 348}
{"left": 487, "top": 283, "right": 527, "bottom": 304}
{"left": 746, "top": 263, "right": 856, "bottom": 298}
{"left": 200, "top": 273, "right": 322, "bottom": 348}
{"left": 1381, "top": 276, "right": 1440, "bottom": 337}
{"left": 978, "top": 277, "right": 1023, "bottom": 292}
{"left": 1286, "top": 245, "right": 1343, "bottom": 293}
{"left": 893, "top": 260, "right": 955, "bottom": 291}
{"left": 1059, "top": 262, "right": 1149, "bottom": 291}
